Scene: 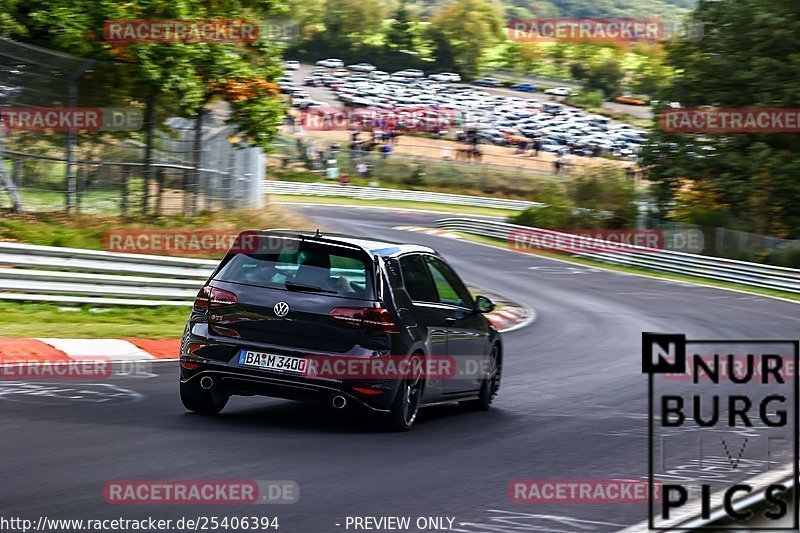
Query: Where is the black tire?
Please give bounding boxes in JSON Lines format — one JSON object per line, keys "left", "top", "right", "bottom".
{"left": 384, "top": 354, "right": 425, "bottom": 431}
{"left": 461, "top": 344, "right": 501, "bottom": 412}
{"left": 180, "top": 377, "right": 229, "bottom": 415}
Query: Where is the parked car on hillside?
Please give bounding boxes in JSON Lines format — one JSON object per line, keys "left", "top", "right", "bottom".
{"left": 544, "top": 87, "right": 574, "bottom": 96}
{"left": 473, "top": 77, "right": 503, "bottom": 87}
{"left": 316, "top": 58, "right": 345, "bottom": 68}
{"left": 510, "top": 83, "right": 538, "bottom": 92}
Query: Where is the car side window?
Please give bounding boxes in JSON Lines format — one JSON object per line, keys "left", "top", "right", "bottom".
{"left": 424, "top": 256, "right": 473, "bottom": 308}
{"left": 399, "top": 254, "right": 438, "bottom": 303}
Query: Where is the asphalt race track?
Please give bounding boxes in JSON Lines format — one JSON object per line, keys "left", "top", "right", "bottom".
{"left": 3, "top": 204, "right": 799, "bottom": 532}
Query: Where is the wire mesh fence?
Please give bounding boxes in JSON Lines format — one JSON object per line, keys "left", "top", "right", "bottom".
{"left": 0, "top": 36, "right": 264, "bottom": 217}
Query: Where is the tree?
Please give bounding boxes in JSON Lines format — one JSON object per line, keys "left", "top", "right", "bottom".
{"left": 569, "top": 59, "right": 624, "bottom": 97}
{"left": 323, "top": 0, "right": 385, "bottom": 46}
{"left": 385, "top": 1, "right": 415, "bottom": 53}
{"left": 287, "top": 0, "right": 325, "bottom": 36}
{"left": 502, "top": 41, "right": 543, "bottom": 75}
{"left": 423, "top": 25, "right": 456, "bottom": 71}
{"left": 642, "top": 0, "right": 800, "bottom": 237}
{"left": 426, "top": 0, "right": 503, "bottom": 77}
{"left": 550, "top": 42, "right": 569, "bottom": 72}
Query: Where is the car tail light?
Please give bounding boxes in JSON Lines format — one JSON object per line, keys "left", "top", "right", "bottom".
{"left": 181, "top": 343, "right": 204, "bottom": 369}
{"left": 194, "top": 286, "right": 238, "bottom": 308}
{"left": 353, "top": 387, "right": 384, "bottom": 395}
{"left": 329, "top": 307, "right": 399, "bottom": 333}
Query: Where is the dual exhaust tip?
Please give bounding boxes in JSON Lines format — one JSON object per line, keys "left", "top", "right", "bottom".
{"left": 200, "top": 375, "right": 348, "bottom": 409}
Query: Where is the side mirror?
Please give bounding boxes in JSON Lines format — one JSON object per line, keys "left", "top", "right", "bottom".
{"left": 475, "top": 295, "right": 496, "bottom": 314}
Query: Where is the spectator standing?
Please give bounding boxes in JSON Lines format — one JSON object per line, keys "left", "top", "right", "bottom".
{"left": 356, "top": 161, "right": 368, "bottom": 178}
{"left": 562, "top": 152, "right": 572, "bottom": 174}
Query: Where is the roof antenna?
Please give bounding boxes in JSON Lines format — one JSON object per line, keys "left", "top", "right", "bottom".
{"left": 313, "top": 229, "right": 322, "bottom": 238}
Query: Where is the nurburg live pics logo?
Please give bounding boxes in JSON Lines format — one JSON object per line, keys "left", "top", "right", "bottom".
{"left": 642, "top": 332, "right": 799, "bottom": 530}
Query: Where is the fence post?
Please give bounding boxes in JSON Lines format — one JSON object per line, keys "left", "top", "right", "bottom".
{"left": 13, "top": 158, "right": 22, "bottom": 188}
{"left": 191, "top": 107, "right": 207, "bottom": 216}
{"left": 141, "top": 89, "right": 157, "bottom": 216}
{"left": 121, "top": 165, "right": 130, "bottom": 219}
{"left": 154, "top": 167, "right": 164, "bottom": 216}
{"left": 75, "top": 163, "right": 84, "bottom": 213}
{"left": 65, "top": 81, "right": 77, "bottom": 213}
{"left": 64, "top": 59, "right": 93, "bottom": 214}
{"left": 182, "top": 168, "right": 190, "bottom": 216}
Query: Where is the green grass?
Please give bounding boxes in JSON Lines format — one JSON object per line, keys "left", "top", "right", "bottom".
{"left": 0, "top": 206, "right": 311, "bottom": 255}
{"left": 455, "top": 232, "right": 800, "bottom": 303}
{"left": 271, "top": 194, "right": 518, "bottom": 218}
{"left": 0, "top": 291, "right": 508, "bottom": 339}
{"left": 0, "top": 302, "right": 190, "bottom": 338}
{"left": 15, "top": 190, "right": 122, "bottom": 214}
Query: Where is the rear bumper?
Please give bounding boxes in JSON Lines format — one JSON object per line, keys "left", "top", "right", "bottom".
{"left": 179, "top": 325, "right": 403, "bottom": 411}
{"left": 180, "top": 363, "right": 394, "bottom": 413}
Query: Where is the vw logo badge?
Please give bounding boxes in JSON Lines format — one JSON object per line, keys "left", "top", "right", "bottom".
{"left": 273, "top": 301, "right": 290, "bottom": 317}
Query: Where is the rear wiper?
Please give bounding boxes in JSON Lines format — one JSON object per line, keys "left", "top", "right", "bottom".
{"left": 284, "top": 281, "right": 337, "bottom": 294}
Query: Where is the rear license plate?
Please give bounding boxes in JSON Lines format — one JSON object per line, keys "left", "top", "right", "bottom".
{"left": 238, "top": 350, "right": 307, "bottom": 375}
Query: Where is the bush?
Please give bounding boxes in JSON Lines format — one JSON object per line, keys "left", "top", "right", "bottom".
{"left": 568, "top": 168, "right": 637, "bottom": 228}
{"left": 402, "top": 166, "right": 426, "bottom": 187}
{"left": 571, "top": 90, "right": 604, "bottom": 109}
{"left": 765, "top": 242, "right": 800, "bottom": 268}
{"left": 512, "top": 168, "right": 638, "bottom": 230}
{"left": 513, "top": 185, "right": 575, "bottom": 229}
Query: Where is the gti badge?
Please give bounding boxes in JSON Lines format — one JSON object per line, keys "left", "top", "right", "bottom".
{"left": 273, "top": 301, "right": 290, "bottom": 317}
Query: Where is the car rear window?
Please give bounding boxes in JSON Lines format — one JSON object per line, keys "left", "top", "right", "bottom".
{"left": 213, "top": 238, "right": 374, "bottom": 299}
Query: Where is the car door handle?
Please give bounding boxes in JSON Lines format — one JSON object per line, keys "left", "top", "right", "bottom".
{"left": 445, "top": 317, "right": 457, "bottom": 324}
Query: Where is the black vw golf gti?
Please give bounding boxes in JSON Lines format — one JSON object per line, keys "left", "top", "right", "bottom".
{"left": 179, "top": 230, "right": 502, "bottom": 430}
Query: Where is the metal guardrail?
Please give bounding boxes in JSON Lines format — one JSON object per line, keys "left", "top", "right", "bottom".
{"left": 0, "top": 242, "right": 213, "bottom": 306}
{"left": 5, "top": 215, "right": 800, "bottom": 306}
{"left": 265, "top": 180, "right": 540, "bottom": 211}
{"left": 435, "top": 218, "right": 800, "bottom": 294}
